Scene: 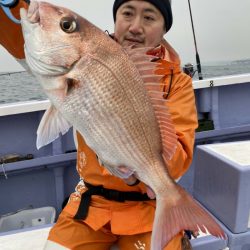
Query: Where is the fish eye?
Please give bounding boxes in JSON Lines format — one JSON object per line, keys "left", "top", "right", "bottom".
{"left": 60, "top": 16, "right": 77, "bottom": 33}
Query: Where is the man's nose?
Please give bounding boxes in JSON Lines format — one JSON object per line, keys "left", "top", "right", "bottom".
{"left": 129, "top": 17, "right": 143, "bottom": 34}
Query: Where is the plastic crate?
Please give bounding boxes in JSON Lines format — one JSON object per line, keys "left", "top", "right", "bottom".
{"left": 221, "top": 223, "right": 250, "bottom": 250}
{"left": 191, "top": 234, "right": 227, "bottom": 250}
{"left": 194, "top": 141, "right": 250, "bottom": 234}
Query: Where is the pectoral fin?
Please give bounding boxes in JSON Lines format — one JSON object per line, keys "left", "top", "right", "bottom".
{"left": 36, "top": 105, "right": 72, "bottom": 149}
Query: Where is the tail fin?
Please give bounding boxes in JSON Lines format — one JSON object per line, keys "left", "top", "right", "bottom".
{"left": 151, "top": 185, "right": 226, "bottom": 250}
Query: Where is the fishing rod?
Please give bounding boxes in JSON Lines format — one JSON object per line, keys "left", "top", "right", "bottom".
{"left": 187, "top": 0, "right": 203, "bottom": 80}
{"left": 0, "top": 70, "right": 25, "bottom": 76}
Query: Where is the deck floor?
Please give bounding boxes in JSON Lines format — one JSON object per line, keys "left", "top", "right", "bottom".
{"left": 0, "top": 227, "right": 50, "bottom": 250}
{"left": 0, "top": 225, "right": 228, "bottom": 250}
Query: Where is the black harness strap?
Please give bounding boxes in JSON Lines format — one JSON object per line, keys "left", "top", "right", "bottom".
{"left": 74, "top": 181, "right": 152, "bottom": 220}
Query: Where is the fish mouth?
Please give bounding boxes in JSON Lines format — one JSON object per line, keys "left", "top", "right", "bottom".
{"left": 20, "top": 2, "right": 38, "bottom": 28}
{"left": 20, "top": 1, "right": 40, "bottom": 25}
{"left": 20, "top": 2, "right": 71, "bottom": 76}
{"left": 27, "top": 0, "right": 40, "bottom": 23}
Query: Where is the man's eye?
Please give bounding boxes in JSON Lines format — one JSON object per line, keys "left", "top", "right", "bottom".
{"left": 122, "top": 11, "right": 133, "bottom": 17}
{"left": 144, "top": 16, "right": 155, "bottom": 21}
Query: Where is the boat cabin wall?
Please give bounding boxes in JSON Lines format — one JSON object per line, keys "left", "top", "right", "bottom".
{"left": 0, "top": 110, "right": 78, "bottom": 216}
{"left": 194, "top": 76, "right": 250, "bottom": 130}
{"left": 0, "top": 111, "right": 76, "bottom": 157}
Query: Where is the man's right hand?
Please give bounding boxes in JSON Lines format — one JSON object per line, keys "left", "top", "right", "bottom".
{"left": 124, "top": 174, "right": 156, "bottom": 199}
{"left": 123, "top": 174, "right": 139, "bottom": 186}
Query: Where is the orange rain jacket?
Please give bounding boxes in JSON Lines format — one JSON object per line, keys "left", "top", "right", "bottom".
{"left": 0, "top": 0, "right": 28, "bottom": 59}
{"left": 64, "top": 40, "right": 198, "bottom": 236}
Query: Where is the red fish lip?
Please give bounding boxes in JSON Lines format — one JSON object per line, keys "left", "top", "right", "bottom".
{"left": 27, "top": 0, "right": 40, "bottom": 23}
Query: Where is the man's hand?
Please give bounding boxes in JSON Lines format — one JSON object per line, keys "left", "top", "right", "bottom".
{"left": 146, "top": 185, "right": 156, "bottom": 199}
{"left": 124, "top": 174, "right": 139, "bottom": 186}
{"left": 123, "top": 174, "right": 156, "bottom": 199}
{"left": 118, "top": 166, "right": 139, "bottom": 186}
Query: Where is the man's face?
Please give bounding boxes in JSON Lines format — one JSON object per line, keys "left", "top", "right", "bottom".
{"left": 114, "top": 0, "right": 166, "bottom": 48}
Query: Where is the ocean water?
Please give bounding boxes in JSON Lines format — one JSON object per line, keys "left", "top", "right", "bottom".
{"left": 1, "top": 59, "right": 250, "bottom": 105}
{"left": 192, "top": 59, "right": 250, "bottom": 79}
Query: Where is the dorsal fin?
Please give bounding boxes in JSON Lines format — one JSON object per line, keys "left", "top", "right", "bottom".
{"left": 125, "top": 47, "right": 177, "bottom": 161}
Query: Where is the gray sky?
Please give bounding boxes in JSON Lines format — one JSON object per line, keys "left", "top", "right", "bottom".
{"left": 1, "top": 0, "right": 250, "bottom": 72}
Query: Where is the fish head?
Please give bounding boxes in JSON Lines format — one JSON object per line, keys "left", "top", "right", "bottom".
{"left": 20, "top": 0, "right": 111, "bottom": 101}
{"left": 20, "top": 1, "right": 79, "bottom": 76}
{"left": 20, "top": 1, "right": 96, "bottom": 78}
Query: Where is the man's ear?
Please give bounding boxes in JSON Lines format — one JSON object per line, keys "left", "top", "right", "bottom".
{"left": 164, "top": 24, "right": 167, "bottom": 34}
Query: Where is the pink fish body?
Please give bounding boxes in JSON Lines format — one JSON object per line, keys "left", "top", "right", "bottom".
{"left": 20, "top": 1, "right": 225, "bottom": 249}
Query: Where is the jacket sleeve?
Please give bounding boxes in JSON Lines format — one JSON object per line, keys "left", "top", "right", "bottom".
{"left": 165, "top": 72, "right": 198, "bottom": 180}
{"left": 0, "top": 1, "right": 29, "bottom": 59}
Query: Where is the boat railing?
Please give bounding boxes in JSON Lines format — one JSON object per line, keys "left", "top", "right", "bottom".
{"left": 1, "top": 73, "right": 250, "bottom": 116}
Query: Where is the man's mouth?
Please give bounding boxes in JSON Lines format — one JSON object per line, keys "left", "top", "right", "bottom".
{"left": 125, "top": 38, "right": 143, "bottom": 44}
{"left": 123, "top": 38, "right": 144, "bottom": 48}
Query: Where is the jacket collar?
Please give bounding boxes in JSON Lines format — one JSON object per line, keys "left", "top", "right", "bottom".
{"left": 109, "top": 33, "right": 182, "bottom": 74}
{"left": 145, "top": 39, "right": 181, "bottom": 75}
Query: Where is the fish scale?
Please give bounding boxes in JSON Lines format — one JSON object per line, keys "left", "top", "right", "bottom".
{"left": 53, "top": 70, "right": 146, "bottom": 174}
{"left": 70, "top": 58, "right": 160, "bottom": 173}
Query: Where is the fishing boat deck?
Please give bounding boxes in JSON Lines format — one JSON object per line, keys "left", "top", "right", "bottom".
{"left": 0, "top": 225, "right": 51, "bottom": 250}
{"left": 1, "top": 74, "right": 250, "bottom": 249}
{"left": 0, "top": 224, "right": 228, "bottom": 250}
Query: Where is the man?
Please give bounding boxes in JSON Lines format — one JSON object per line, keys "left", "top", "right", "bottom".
{"left": 45, "top": 1, "right": 198, "bottom": 249}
